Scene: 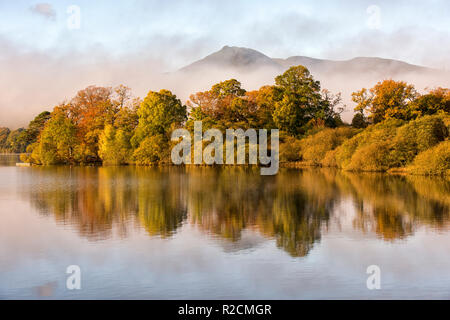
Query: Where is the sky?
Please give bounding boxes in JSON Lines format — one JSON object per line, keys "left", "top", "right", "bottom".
{"left": 1, "top": 0, "right": 450, "bottom": 127}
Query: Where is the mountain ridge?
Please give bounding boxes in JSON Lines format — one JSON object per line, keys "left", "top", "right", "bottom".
{"left": 169, "top": 46, "right": 449, "bottom": 122}
{"left": 178, "top": 45, "right": 436, "bottom": 74}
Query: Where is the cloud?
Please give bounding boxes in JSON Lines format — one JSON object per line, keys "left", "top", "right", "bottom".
{"left": 1, "top": 1, "right": 450, "bottom": 128}
{"left": 30, "top": 3, "right": 56, "bottom": 20}
{"left": 322, "top": 27, "right": 450, "bottom": 71}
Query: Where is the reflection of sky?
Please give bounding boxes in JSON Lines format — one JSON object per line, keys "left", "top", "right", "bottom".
{"left": 1, "top": 168, "right": 450, "bottom": 299}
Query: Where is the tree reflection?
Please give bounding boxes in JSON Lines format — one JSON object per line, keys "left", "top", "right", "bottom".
{"left": 20, "top": 166, "right": 450, "bottom": 256}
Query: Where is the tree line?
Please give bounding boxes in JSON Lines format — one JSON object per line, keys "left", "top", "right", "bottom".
{"left": 1, "top": 65, "right": 448, "bottom": 174}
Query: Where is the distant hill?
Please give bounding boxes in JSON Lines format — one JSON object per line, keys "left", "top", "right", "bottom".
{"left": 179, "top": 46, "right": 281, "bottom": 72}
{"left": 173, "top": 46, "right": 448, "bottom": 121}
{"left": 179, "top": 45, "right": 436, "bottom": 76}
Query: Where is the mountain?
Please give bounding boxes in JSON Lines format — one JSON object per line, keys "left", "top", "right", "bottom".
{"left": 179, "top": 46, "right": 281, "bottom": 72}
{"left": 179, "top": 45, "right": 436, "bottom": 76}
{"left": 171, "top": 46, "right": 449, "bottom": 121}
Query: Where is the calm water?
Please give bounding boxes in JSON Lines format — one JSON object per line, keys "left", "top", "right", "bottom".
{"left": 0, "top": 155, "right": 449, "bottom": 299}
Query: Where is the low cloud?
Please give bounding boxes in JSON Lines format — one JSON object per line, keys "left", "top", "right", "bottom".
{"left": 30, "top": 3, "right": 56, "bottom": 20}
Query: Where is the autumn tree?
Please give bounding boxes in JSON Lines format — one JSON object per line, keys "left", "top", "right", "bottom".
{"left": 187, "top": 79, "right": 255, "bottom": 130}
{"left": 352, "top": 80, "right": 418, "bottom": 123}
{"left": 409, "top": 87, "right": 450, "bottom": 118}
{"left": 246, "top": 85, "right": 283, "bottom": 129}
{"left": 66, "top": 86, "right": 114, "bottom": 162}
{"left": 62, "top": 85, "right": 139, "bottom": 163}
{"left": 97, "top": 86, "right": 139, "bottom": 165}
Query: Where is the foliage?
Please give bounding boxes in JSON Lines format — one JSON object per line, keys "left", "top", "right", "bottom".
{"left": 98, "top": 125, "right": 132, "bottom": 165}
{"left": 352, "top": 80, "right": 418, "bottom": 123}
{"left": 279, "top": 136, "right": 303, "bottom": 162}
{"left": 273, "top": 66, "right": 342, "bottom": 136}
{"left": 407, "top": 141, "right": 450, "bottom": 175}
{"left": 390, "top": 114, "right": 448, "bottom": 166}
{"left": 351, "top": 112, "right": 368, "bottom": 128}
{"left": 300, "top": 127, "right": 358, "bottom": 165}
{"left": 4, "top": 128, "right": 27, "bottom": 153}
{"left": 346, "top": 141, "right": 392, "bottom": 172}
{"left": 9, "top": 68, "right": 448, "bottom": 175}
{"left": 409, "top": 87, "right": 450, "bottom": 118}
{"left": 133, "top": 134, "right": 170, "bottom": 165}
{"left": 246, "top": 85, "right": 282, "bottom": 129}
{"left": 20, "top": 111, "right": 52, "bottom": 146}
{"left": 333, "top": 119, "right": 405, "bottom": 170}
{"left": 31, "top": 107, "right": 78, "bottom": 165}
{"left": 132, "top": 89, "right": 186, "bottom": 148}
{"left": 187, "top": 79, "right": 257, "bottom": 131}
{"left": 330, "top": 115, "right": 448, "bottom": 172}
{"left": 0, "top": 127, "right": 11, "bottom": 152}
{"left": 1, "top": 112, "right": 51, "bottom": 154}
{"left": 21, "top": 85, "right": 138, "bottom": 165}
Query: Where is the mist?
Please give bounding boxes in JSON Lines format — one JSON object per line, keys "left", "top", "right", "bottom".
{"left": 1, "top": 42, "right": 449, "bottom": 128}
{"left": 2, "top": 1, "right": 450, "bottom": 128}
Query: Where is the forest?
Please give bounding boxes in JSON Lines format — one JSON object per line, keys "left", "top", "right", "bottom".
{"left": 1, "top": 65, "right": 449, "bottom": 175}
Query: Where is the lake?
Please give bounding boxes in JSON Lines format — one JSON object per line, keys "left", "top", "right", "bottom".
{"left": 0, "top": 154, "right": 449, "bottom": 299}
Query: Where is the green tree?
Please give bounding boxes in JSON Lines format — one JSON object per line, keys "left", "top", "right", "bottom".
{"left": 18, "top": 111, "right": 52, "bottom": 148}
{"left": 133, "top": 134, "right": 169, "bottom": 165}
{"left": 4, "top": 128, "right": 27, "bottom": 153}
{"left": 0, "top": 127, "right": 11, "bottom": 151}
{"left": 132, "top": 89, "right": 186, "bottom": 148}
{"left": 32, "top": 107, "right": 78, "bottom": 165}
{"left": 273, "top": 66, "right": 339, "bottom": 136}
{"left": 98, "top": 125, "right": 132, "bottom": 165}
{"left": 211, "top": 79, "right": 246, "bottom": 98}
{"left": 351, "top": 112, "right": 368, "bottom": 128}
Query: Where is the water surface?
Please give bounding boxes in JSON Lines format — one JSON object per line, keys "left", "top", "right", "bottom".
{"left": 0, "top": 155, "right": 449, "bottom": 299}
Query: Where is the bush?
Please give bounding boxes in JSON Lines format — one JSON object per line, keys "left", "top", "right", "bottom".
{"left": 346, "top": 141, "right": 392, "bottom": 172}
{"left": 334, "top": 119, "right": 404, "bottom": 170}
{"left": 133, "top": 135, "right": 170, "bottom": 165}
{"left": 332, "top": 115, "right": 448, "bottom": 172}
{"left": 322, "top": 149, "right": 338, "bottom": 167}
{"left": 300, "top": 127, "right": 357, "bottom": 165}
{"left": 407, "top": 141, "right": 450, "bottom": 175}
{"left": 391, "top": 114, "right": 448, "bottom": 166}
{"left": 279, "top": 136, "right": 302, "bottom": 162}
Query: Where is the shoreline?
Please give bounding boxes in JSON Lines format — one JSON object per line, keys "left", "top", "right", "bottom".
{"left": 10, "top": 160, "right": 449, "bottom": 177}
